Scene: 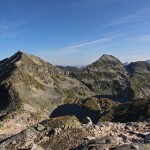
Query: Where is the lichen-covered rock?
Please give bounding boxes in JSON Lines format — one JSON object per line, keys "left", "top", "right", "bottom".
{"left": 82, "top": 117, "right": 93, "bottom": 126}
{"left": 36, "top": 124, "right": 45, "bottom": 131}
{"left": 0, "top": 116, "right": 149, "bottom": 150}
{"left": 78, "top": 96, "right": 119, "bottom": 112}
{"left": 0, "top": 116, "right": 87, "bottom": 150}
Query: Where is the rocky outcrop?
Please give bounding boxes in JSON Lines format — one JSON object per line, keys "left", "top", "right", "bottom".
{"left": 78, "top": 96, "right": 119, "bottom": 112}
{"left": 0, "top": 116, "right": 86, "bottom": 150}
{"left": 0, "top": 116, "right": 149, "bottom": 150}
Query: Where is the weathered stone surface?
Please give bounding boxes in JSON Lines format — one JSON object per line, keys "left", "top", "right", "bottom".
{"left": 116, "top": 144, "right": 150, "bottom": 150}
{"left": 36, "top": 124, "right": 45, "bottom": 131}
{"left": 0, "top": 116, "right": 149, "bottom": 150}
{"left": 82, "top": 117, "right": 93, "bottom": 126}
{"left": 144, "top": 133, "right": 150, "bottom": 143}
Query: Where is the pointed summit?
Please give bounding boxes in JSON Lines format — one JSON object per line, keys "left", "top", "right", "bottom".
{"left": 11, "top": 50, "right": 25, "bottom": 59}
{"left": 15, "top": 50, "right": 24, "bottom": 55}
{"left": 2, "top": 50, "right": 52, "bottom": 69}
{"left": 86, "top": 54, "right": 124, "bottom": 72}
{"left": 96, "top": 54, "right": 123, "bottom": 67}
{"left": 72, "top": 54, "right": 129, "bottom": 99}
{"left": 99, "top": 54, "right": 121, "bottom": 63}
{"left": 0, "top": 50, "right": 27, "bottom": 70}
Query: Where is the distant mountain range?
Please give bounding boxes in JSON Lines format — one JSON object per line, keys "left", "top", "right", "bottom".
{"left": 0, "top": 51, "right": 150, "bottom": 149}
{"left": 147, "top": 60, "right": 150, "bottom": 64}
{"left": 124, "top": 62, "right": 129, "bottom": 66}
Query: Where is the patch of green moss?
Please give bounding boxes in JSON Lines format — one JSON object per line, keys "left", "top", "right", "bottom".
{"left": 40, "top": 128, "right": 87, "bottom": 150}
{"left": 51, "top": 76, "right": 59, "bottom": 85}
{"left": 48, "top": 116, "right": 82, "bottom": 129}
{"left": 79, "top": 97, "right": 119, "bottom": 112}
{"left": 63, "top": 97, "right": 75, "bottom": 104}
{"left": 39, "top": 116, "right": 87, "bottom": 150}
{"left": 16, "top": 71, "right": 45, "bottom": 90}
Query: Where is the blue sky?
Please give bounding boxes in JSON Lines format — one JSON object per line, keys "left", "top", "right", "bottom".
{"left": 0, "top": 0, "right": 150, "bottom": 65}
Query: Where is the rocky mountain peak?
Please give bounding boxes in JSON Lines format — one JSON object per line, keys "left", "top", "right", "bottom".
{"left": 9, "top": 50, "right": 26, "bottom": 62}
{"left": 85, "top": 54, "right": 124, "bottom": 73}
{"left": 13, "top": 50, "right": 45, "bottom": 66}
{"left": 0, "top": 50, "right": 38, "bottom": 70}
{"left": 14, "top": 50, "right": 24, "bottom": 55}
{"left": 100, "top": 54, "right": 120, "bottom": 61}
{"left": 0, "top": 51, "right": 47, "bottom": 83}
{"left": 96, "top": 54, "right": 123, "bottom": 66}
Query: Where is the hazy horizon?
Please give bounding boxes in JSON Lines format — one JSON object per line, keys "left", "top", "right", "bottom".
{"left": 1, "top": 50, "right": 150, "bottom": 67}
{"left": 0, "top": 0, "right": 150, "bottom": 65}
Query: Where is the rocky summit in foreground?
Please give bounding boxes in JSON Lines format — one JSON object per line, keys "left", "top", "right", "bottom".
{"left": 0, "top": 51, "right": 150, "bottom": 150}
{"left": 0, "top": 116, "right": 150, "bottom": 150}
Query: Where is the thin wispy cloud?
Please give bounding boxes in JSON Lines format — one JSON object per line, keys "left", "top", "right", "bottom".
{"left": 65, "top": 36, "right": 113, "bottom": 50}
{"left": 0, "top": 20, "right": 25, "bottom": 30}
{"left": 0, "top": 20, "right": 26, "bottom": 38}
{"left": 67, "top": 0, "right": 130, "bottom": 9}
{"left": 133, "top": 35, "right": 150, "bottom": 42}
{"left": 139, "top": 35, "right": 150, "bottom": 42}
{"left": 34, "top": 35, "right": 115, "bottom": 65}
{"left": 104, "top": 7, "right": 150, "bottom": 27}
{"left": 0, "top": 20, "right": 9, "bottom": 30}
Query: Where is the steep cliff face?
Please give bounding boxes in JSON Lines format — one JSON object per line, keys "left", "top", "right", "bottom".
{"left": 127, "top": 61, "right": 150, "bottom": 99}
{"left": 0, "top": 51, "right": 93, "bottom": 135}
{"left": 72, "top": 55, "right": 132, "bottom": 101}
